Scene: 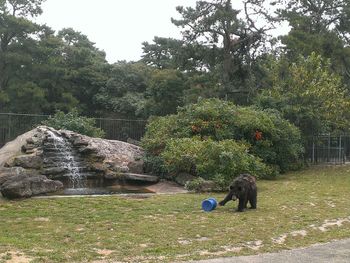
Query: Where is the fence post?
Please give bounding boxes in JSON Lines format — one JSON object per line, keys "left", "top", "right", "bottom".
{"left": 8, "top": 114, "right": 11, "bottom": 141}
{"left": 327, "top": 135, "right": 330, "bottom": 163}
{"left": 312, "top": 137, "right": 315, "bottom": 164}
{"left": 339, "top": 135, "right": 342, "bottom": 164}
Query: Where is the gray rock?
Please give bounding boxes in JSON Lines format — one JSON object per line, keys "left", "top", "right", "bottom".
{"left": 12, "top": 154, "right": 43, "bottom": 169}
{"left": 104, "top": 172, "right": 159, "bottom": 183}
{"left": 0, "top": 173, "right": 63, "bottom": 199}
{"left": 42, "top": 167, "right": 66, "bottom": 175}
{"left": 78, "top": 145, "right": 98, "bottom": 154}
{"left": 0, "top": 167, "right": 27, "bottom": 186}
{"left": 71, "top": 136, "right": 90, "bottom": 146}
{"left": 127, "top": 159, "right": 144, "bottom": 174}
{"left": 174, "top": 172, "right": 196, "bottom": 186}
{"left": 198, "top": 180, "right": 218, "bottom": 192}
{"left": 121, "top": 173, "right": 159, "bottom": 183}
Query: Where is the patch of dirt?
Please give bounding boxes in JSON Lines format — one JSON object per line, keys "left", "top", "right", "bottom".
{"left": 272, "top": 216, "right": 350, "bottom": 245}
{"left": 95, "top": 249, "right": 114, "bottom": 256}
{"left": 178, "top": 238, "right": 192, "bottom": 245}
{"left": 310, "top": 217, "right": 350, "bottom": 232}
{"left": 145, "top": 181, "right": 187, "bottom": 194}
{"left": 272, "top": 230, "right": 308, "bottom": 245}
{"left": 290, "top": 230, "right": 308, "bottom": 237}
{"left": 272, "top": 234, "right": 288, "bottom": 244}
{"left": 245, "top": 240, "right": 263, "bottom": 250}
{"left": 198, "top": 240, "right": 263, "bottom": 257}
{"left": 0, "top": 251, "right": 32, "bottom": 263}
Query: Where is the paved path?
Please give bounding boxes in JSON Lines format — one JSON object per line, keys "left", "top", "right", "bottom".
{"left": 188, "top": 238, "right": 350, "bottom": 263}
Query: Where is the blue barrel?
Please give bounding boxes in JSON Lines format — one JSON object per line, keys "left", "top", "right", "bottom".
{"left": 202, "top": 197, "right": 217, "bottom": 211}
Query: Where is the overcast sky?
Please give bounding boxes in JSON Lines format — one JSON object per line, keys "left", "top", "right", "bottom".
{"left": 36, "top": 0, "right": 201, "bottom": 63}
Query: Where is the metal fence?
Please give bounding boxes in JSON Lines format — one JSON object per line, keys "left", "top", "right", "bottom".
{"left": 2, "top": 113, "right": 350, "bottom": 165}
{"left": 305, "top": 135, "right": 350, "bottom": 164}
{"left": 0, "top": 113, "right": 147, "bottom": 148}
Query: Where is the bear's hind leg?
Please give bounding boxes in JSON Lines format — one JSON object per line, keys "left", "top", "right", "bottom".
{"left": 249, "top": 193, "right": 257, "bottom": 209}
{"left": 237, "top": 197, "right": 247, "bottom": 212}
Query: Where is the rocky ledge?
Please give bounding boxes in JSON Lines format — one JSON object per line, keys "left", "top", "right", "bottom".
{"left": 0, "top": 126, "right": 159, "bottom": 199}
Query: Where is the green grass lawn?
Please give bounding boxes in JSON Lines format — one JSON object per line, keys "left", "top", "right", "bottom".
{"left": 0, "top": 165, "right": 350, "bottom": 263}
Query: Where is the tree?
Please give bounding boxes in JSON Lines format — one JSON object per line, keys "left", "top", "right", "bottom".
{"left": 57, "top": 28, "right": 109, "bottom": 115}
{"left": 142, "top": 36, "right": 221, "bottom": 72}
{"left": 0, "top": 0, "right": 44, "bottom": 95}
{"left": 256, "top": 53, "right": 350, "bottom": 136}
{"left": 94, "top": 62, "right": 150, "bottom": 118}
{"left": 143, "top": 69, "right": 187, "bottom": 116}
{"left": 278, "top": 0, "right": 350, "bottom": 86}
{"left": 171, "top": 0, "right": 276, "bottom": 102}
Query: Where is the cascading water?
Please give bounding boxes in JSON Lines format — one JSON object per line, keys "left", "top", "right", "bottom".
{"left": 40, "top": 128, "right": 155, "bottom": 196}
{"left": 44, "top": 130, "right": 86, "bottom": 188}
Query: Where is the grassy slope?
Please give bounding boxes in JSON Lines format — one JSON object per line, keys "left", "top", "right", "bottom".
{"left": 0, "top": 165, "right": 349, "bottom": 262}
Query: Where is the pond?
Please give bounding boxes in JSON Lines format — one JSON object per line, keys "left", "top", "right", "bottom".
{"left": 48, "top": 177, "right": 156, "bottom": 196}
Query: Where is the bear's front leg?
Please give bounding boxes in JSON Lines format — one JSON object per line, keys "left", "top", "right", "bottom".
{"left": 219, "top": 191, "right": 234, "bottom": 206}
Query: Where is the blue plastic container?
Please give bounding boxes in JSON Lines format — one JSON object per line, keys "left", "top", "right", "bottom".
{"left": 202, "top": 197, "right": 218, "bottom": 212}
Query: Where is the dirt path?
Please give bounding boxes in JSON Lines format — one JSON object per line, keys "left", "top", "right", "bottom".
{"left": 187, "top": 238, "right": 350, "bottom": 263}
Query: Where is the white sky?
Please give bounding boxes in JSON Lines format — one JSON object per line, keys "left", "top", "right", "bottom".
{"left": 36, "top": 0, "right": 200, "bottom": 63}
{"left": 36, "top": 0, "right": 287, "bottom": 64}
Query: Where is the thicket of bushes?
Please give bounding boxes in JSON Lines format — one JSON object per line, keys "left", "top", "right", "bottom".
{"left": 141, "top": 99, "right": 303, "bottom": 186}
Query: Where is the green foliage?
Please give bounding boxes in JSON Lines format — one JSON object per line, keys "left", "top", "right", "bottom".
{"left": 42, "top": 109, "right": 105, "bottom": 138}
{"left": 0, "top": 5, "right": 108, "bottom": 115}
{"left": 184, "top": 177, "right": 207, "bottom": 192}
{"left": 142, "top": 99, "right": 303, "bottom": 176}
{"left": 143, "top": 69, "right": 187, "bottom": 116}
{"left": 256, "top": 53, "right": 350, "bottom": 136}
{"left": 278, "top": 0, "right": 350, "bottom": 86}
{"left": 161, "top": 137, "right": 274, "bottom": 186}
{"left": 141, "top": 115, "right": 181, "bottom": 155}
{"left": 94, "top": 62, "right": 148, "bottom": 118}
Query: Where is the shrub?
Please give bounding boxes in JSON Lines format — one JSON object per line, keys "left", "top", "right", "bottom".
{"left": 142, "top": 99, "right": 303, "bottom": 174}
{"left": 161, "top": 138, "right": 276, "bottom": 187}
{"left": 185, "top": 177, "right": 207, "bottom": 192}
{"left": 42, "top": 109, "right": 105, "bottom": 138}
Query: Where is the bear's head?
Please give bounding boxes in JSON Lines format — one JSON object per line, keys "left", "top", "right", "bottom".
{"left": 229, "top": 176, "right": 252, "bottom": 200}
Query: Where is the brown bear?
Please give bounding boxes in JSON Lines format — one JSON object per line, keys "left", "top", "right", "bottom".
{"left": 219, "top": 174, "right": 257, "bottom": 212}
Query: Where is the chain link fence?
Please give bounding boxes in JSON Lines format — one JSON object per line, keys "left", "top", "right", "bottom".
{"left": 0, "top": 113, "right": 147, "bottom": 148}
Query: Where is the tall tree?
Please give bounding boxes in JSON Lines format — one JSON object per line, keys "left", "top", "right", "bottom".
{"left": 171, "top": 0, "right": 276, "bottom": 102}
{"left": 256, "top": 53, "right": 350, "bottom": 136}
{"left": 142, "top": 36, "right": 220, "bottom": 72}
{"left": 0, "top": 0, "right": 44, "bottom": 98}
{"left": 94, "top": 62, "right": 150, "bottom": 118}
{"left": 278, "top": 0, "right": 350, "bottom": 85}
{"left": 57, "top": 28, "right": 109, "bottom": 115}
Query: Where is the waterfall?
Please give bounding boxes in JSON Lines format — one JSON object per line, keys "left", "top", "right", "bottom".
{"left": 44, "top": 130, "right": 86, "bottom": 188}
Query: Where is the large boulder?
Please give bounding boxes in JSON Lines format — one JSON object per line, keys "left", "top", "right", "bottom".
{"left": 0, "top": 126, "right": 159, "bottom": 199}
{"left": 0, "top": 129, "right": 38, "bottom": 168}
{"left": 12, "top": 154, "right": 43, "bottom": 169}
{"left": 0, "top": 171, "right": 63, "bottom": 199}
{"left": 60, "top": 130, "right": 146, "bottom": 179}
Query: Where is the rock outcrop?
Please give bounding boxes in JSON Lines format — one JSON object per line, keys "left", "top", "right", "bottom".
{"left": 0, "top": 126, "right": 159, "bottom": 199}
{"left": 1, "top": 173, "right": 63, "bottom": 199}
